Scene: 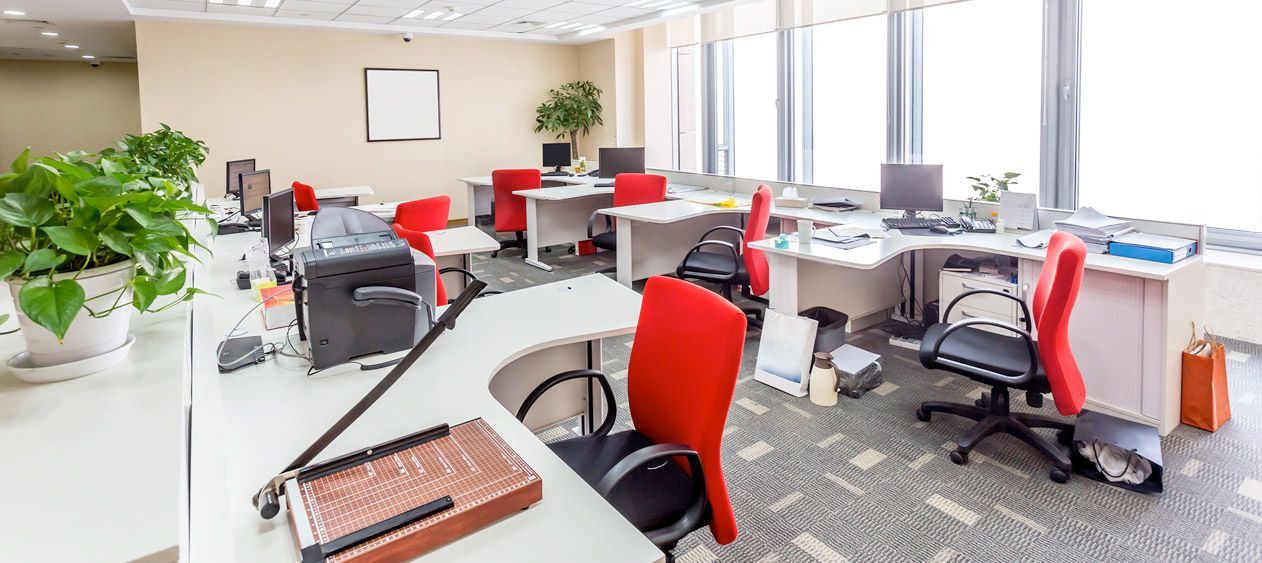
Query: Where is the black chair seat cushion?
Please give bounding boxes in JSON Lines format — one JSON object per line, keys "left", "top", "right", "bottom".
{"left": 548, "top": 430, "right": 696, "bottom": 533}
{"left": 592, "top": 230, "right": 617, "bottom": 251}
{"left": 678, "top": 251, "right": 748, "bottom": 283}
{"left": 920, "top": 323, "right": 1050, "bottom": 393}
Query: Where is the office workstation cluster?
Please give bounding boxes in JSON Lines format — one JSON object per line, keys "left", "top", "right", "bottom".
{"left": 3, "top": 0, "right": 1261, "bottom": 562}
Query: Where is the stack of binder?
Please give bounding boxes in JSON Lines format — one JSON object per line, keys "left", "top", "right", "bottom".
{"left": 1108, "top": 232, "right": 1198, "bottom": 264}
{"left": 1053, "top": 207, "right": 1133, "bottom": 254}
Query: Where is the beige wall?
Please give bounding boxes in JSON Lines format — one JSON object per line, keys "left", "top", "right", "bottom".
{"left": 0, "top": 60, "right": 141, "bottom": 166}
{"left": 134, "top": 21, "right": 579, "bottom": 215}
{"left": 614, "top": 29, "right": 645, "bottom": 148}
{"left": 576, "top": 39, "right": 617, "bottom": 159}
{"left": 642, "top": 23, "right": 673, "bottom": 169}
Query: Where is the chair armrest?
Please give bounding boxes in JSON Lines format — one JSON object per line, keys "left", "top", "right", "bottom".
{"left": 515, "top": 369, "right": 617, "bottom": 438}
{"left": 596, "top": 443, "right": 709, "bottom": 547}
{"left": 677, "top": 240, "right": 741, "bottom": 282}
{"left": 588, "top": 210, "right": 613, "bottom": 239}
{"left": 697, "top": 225, "right": 745, "bottom": 245}
{"left": 942, "top": 288, "right": 1032, "bottom": 332}
{"left": 438, "top": 267, "right": 500, "bottom": 302}
{"left": 929, "top": 318, "right": 1039, "bottom": 386}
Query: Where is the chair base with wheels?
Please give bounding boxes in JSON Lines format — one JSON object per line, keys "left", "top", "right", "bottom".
{"left": 492, "top": 231, "right": 525, "bottom": 258}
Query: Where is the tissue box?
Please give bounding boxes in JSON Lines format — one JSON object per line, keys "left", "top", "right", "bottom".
{"left": 774, "top": 197, "right": 810, "bottom": 208}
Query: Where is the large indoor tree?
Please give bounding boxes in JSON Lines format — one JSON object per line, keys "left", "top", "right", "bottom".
{"left": 534, "top": 81, "right": 604, "bottom": 160}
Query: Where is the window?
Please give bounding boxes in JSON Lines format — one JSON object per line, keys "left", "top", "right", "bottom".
{"left": 917, "top": 0, "right": 1043, "bottom": 199}
{"left": 806, "top": 15, "right": 887, "bottom": 189}
{"left": 672, "top": 45, "right": 702, "bottom": 173}
{"left": 1078, "top": 0, "right": 1262, "bottom": 233}
{"left": 729, "top": 32, "right": 779, "bottom": 179}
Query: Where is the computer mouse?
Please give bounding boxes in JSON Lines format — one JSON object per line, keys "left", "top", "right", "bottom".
{"left": 930, "top": 225, "right": 961, "bottom": 235}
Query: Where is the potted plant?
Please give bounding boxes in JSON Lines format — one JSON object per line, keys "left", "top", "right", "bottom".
{"left": 533, "top": 80, "right": 604, "bottom": 161}
{"left": 104, "top": 123, "right": 208, "bottom": 194}
{"left": 963, "top": 172, "right": 1021, "bottom": 218}
{"left": 0, "top": 139, "right": 211, "bottom": 380}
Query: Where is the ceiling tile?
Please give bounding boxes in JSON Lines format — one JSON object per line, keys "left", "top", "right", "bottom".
{"left": 571, "top": 12, "right": 622, "bottom": 24}
{"left": 525, "top": 9, "right": 578, "bottom": 21}
{"left": 456, "top": 13, "right": 515, "bottom": 24}
{"left": 493, "top": 0, "right": 565, "bottom": 10}
{"left": 471, "top": 5, "right": 534, "bottom": 17}
{"left": 129, "top": 0, "right": 207, "bottom": 11}
{"left": 275, "top": 0, "right": 350, "bottom": 13}
{"left": 419, "top": 1, "right": 490, "bottom": 13}
{"left": 206, "top": 4, "right": 279, "bottom": 15}
{"left": 354, "top": 0, "right": 426, "bottom": 7}
{"left": 335, "top": 13, "right": 396, "bottom": 22}
{"left": 547, "top": 2, "right": 609, "bottom": 15}
{"left": 575, "top": 0, "right": 627, "bottom": 4}
{"left": 441, "top": 21, "right": 495, "bottom": 29}
{"left": 343, "top": 4, "right": 409, "bottom": 15}
{"left": 388, "top": 17, "right": 445, "bottom": 25}
{"left": 274, "top": 9, "right": 339, "bottom": 19}
{"left": 597, "top": 6, "right": 650, "bottom": 17}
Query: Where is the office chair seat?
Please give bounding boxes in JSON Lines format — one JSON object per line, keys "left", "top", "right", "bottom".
{"left": 549, "top": 430, "right": 698, "bottom": 533}
{"left": 920, "top": 323, "right": 1050, "bottom": 393}
{"left": 592, "top": 230, "right": 618, "bottom": 252}
{"left": 678, "top": 251, "right": 750, "bottom": 283}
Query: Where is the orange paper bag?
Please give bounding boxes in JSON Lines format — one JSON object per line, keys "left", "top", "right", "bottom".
{"left": 1181, "top": 340, "right": 1230, "bottom": 432}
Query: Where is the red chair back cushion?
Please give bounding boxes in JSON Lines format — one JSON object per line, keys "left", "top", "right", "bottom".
{"left": 395, "top": 195, "right": 451, "bottom": 233}
{"left": 291, "top": 181, "right": 319, "bottom": 212}
{"left": 628, "top": 276, "right": 746, "bottom": 545}
{"left": 613, "top": 173, "right": 668, "bottom": 207}
{"left": 492, "top": 169, "right": 540, "bottom": 233}
{"left": 392, "top": 224, "right": 446, "bottom": 304}
{"left": 741, "top": 185, "right": 773, "bottom": 296}
{"left": 1032, "top": 231, "right": 1087, "bottom": 415}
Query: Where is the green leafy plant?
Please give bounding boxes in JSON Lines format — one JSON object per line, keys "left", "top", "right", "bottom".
{"left": 533, "top": 81, "right": 604, "bottom": 160}
{"left": 103, "top": 123, "right": 208, "bottom": 193}
{"left": 966, "top": 172, "right": 1021, "bottom": 203}
{"left": 0, "top": 138, "right": 212, "bottom": 341}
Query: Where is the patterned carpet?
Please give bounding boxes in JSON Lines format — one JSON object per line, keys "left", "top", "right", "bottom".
{"left": 470, "top": 238, "right": 1262, "bottom": 563}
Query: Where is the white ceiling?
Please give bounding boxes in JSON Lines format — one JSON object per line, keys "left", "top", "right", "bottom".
{"left": 0, "top": 1, "right": 137, "bottom": 61}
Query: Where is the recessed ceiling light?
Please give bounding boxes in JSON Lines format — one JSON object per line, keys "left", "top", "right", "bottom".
{"left": 3, "top": 9, "right": 24, "bottom": 16}
{"left": 623, "top": 0, "right": 651, "bottom": 7}
{"left": 403, "top": 9, "right": 422, "bottom": 18}
{"left": 545, "top": 21, "right": 567, "bottom": 29}
{"left": 422, "top": 11, "right": 442, "bottom": 20}
{"left": 442, "top": 11, "right": 462, "bottom": 21}
{"left": 658, "top": 1, "right": 690, "bottom": 10}
{"left": 662, "top": 4, "right": 697, "bottom": 16}
{"left": 81, "top": 55, "right": 94, "bottom": 59}
{"left": 208, "top": 0, "right": 223, "bottom": 4}
{"left": 561, "top": 22, "right": 583, "bottom": 29}
{"left": 65, "top": 44, "right": 79, "bottom": 49}
{"left": 40, "top": 31, "right": 58, "bottom": 37}
{"left": 264, "top": 0, "right": 280, "bottom": 7}
{"left": 237, "top": 0, "right": 252, "bottom": 6}
{"left": 577, "top": 25, "right": 605, "bottom": 36}
{"left": 640, "top": 0, "right": 673, "bottom": 8}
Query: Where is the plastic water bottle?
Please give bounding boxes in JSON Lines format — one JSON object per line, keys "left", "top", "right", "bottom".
{"left": 244, "top": 239, "right": 276, "bottom": 300}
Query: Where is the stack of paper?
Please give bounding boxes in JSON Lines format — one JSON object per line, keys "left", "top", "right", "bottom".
{"left": 1053, "top": 207, "right": 1133, "bottom": 254}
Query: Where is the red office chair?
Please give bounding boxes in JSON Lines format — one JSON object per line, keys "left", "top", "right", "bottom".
{"left": 675, "top": 185, "right": 772, "bottom": 327}
{"left": 392, "top": 224, "right": 499, "bottom": 304}
{"left": 490, "top": 169, "right": 540, "bottom": 258}
{"left": 291, "top": 181, "right": 319, "bottom": 212}
{"left": 916, "top": 231, "right": 1088, "bottom": 483}
{"left": 394, "top": 195, "right": 451, "bottom": 233}
{"left": 516, "top": 276, "right": 744, "bottom": 560}
{"left": 587, "top": 173, "right": 668, "bottom": 272}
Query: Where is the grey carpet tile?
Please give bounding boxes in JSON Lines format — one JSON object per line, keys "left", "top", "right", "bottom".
{"left": 468, "top": 232, "right": 1262, "bottom": 562}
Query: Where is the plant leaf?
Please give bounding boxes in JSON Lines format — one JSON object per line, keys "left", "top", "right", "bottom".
{"left": 22, "top": 248, "right": 65, "bottom": 274}
{"left": 18, "top": 278, "right": 85, "bottom": 342}
{"left": 10, "top": 148, "right": 30, "bottom": 174}
{"left": 132, "top": 276, "right": 157, "bottom": 311}
{"left": 0, "top": 250, "right": 23, "bottom": 279}
{"left": 100, "top": 228, "right": 132, "bottom": 256}
{"left": 0, "top": 192, "right": 56, "bottom": 227}
{"left": 156, "top": 267, "right": 186, "bottom": 295}
{"left": 42, "top": 226, "right": 98, "bottom": 256}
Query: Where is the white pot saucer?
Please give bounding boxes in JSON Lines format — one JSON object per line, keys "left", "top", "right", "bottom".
{"left": 6, "top": 334, "right": 138, "bottom": 384}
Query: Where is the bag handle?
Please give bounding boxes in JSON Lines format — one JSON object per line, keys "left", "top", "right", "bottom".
{"left": 1090, "top": 440, "right": 1139, "bottom": 480}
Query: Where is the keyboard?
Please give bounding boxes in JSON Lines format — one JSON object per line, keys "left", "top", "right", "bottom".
{"left": 882, "top": 216, "right": 959, "bottom": 230}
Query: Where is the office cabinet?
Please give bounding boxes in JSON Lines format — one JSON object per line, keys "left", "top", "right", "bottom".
{"left": 939, "top": 271, "right": 1020, "bottom": 336}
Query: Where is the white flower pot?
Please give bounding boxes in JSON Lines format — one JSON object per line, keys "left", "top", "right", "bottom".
{"left": 7, "top": 260, "right": 135, "bottom": 370}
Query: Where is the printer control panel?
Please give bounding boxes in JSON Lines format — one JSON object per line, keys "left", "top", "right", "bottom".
{"left": 316, "top": 237, "right": 405, "bottom": 257}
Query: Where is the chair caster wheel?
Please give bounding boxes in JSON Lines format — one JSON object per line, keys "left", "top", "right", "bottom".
{"left": 950, "top": 449, "right": 968, "bottom": 465}
{"left": 915, "top": 408, "right": 931, "bottom": 422}
{"left": 1050, "top": 467, "right": 1070, "bottom": 483}
{"left": 1057, "top": 429, "right": 1074, "bottom": 446}
{"left": 491, "top": 251, "right": 499, "bottom": 258}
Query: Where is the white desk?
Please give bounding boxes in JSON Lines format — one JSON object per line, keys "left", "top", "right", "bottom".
{"left": 314, "top": 185, "right": 374, "bottom": 207}
{"left": 187, "top": 228, "right": 663, "bottom": 562}
{"left": 427, "top": 226, "right": 501, "bottom": 293}
{"left": 749, "top": 218, "right": 1205, "bottom": 435}
{"left": 458, "top": 175, "right": 598, "bottom": 226}
{"left": 516, "top": 184, "right": 615, "bottom": 271}
{"left": 0, "top": 308, "right": 184, "bottom": 561}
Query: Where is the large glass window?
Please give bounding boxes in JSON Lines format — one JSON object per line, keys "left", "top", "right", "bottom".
{"left": 1079, "top": 0, "right": 1262, "bottom": 232}
{"left": 808, "top": 15, "right": 887, "bottom": 189}
{"left": 918, "top": 0, "right": 1043, "bottom": 199}
{"left": 672, "top": 45, "right": 702, "bottom": 173}
{"left": 728, "top": 32, "right": 779, "bottom": 179}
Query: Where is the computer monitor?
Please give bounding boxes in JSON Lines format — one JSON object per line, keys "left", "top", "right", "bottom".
{"left": 240, "top": 169, "right": 272, "bottom": 215}
{"left": 542, "top": 143, "right": 571, "bottom": 172}
{"left": 262, "top": 188, "right": 296, "bottom": 256}
{"left": 226, "top": 159, "right": 256, "bottom": 199}
{"left": 880, "top": 163, "right": 944, "bottom": 218}
{"left": 597, "top": 147, "right": 645, "bottom": 179}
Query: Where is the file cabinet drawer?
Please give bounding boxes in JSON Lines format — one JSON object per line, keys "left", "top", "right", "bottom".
{"left": 946, "top": 305, "right": 1020, "bottom": 337}
{"left": 939, "top": 272, "right": 1018, "bottom": 318}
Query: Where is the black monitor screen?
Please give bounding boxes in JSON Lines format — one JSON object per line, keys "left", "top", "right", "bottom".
{"left": 241, "top": 169, "right": 272, "bottom": 215}
{"left": 543, "top": 143, "right": 571, "bottom": 168}
{"left": 262, "top": 188, "right": 296, "bottom": 255}
{"left": 598, "top": 147, "right": 645, "bottom": 179}
{"left": 226, "top": 159, "right": 255, "bottom": 198}
{"left": 880, "top": 164, "right": 944, "bottom": 213}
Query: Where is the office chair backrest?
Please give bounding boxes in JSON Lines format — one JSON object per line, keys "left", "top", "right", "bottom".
{"left": 311, "top": 207, "right": 392, "bottom": 239}
{"left": 742, "top": 185, "right": 773, "bottom": 296}
{"left": 393, "top": 224, "right": 446, "bottom": 304}
{"left": 492, "top": 169, "right": 541, "bottom": 232}
{"left": 613, "top": 173, "right": 668, "bottom": 207}
{"left": 395, "top": 195, "right": 451, "bottom": 233}
{"left": 291, "top": 181, "right": 319, "bottom": 212}
{"left": 1032, "top": 231, "right": 1088, "bottom": 416}
{"left": 627, "top": 276, "right": 745, "bottom": 544}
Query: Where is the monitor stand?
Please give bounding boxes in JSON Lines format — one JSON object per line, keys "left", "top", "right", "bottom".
{"left": 541, "top": 166, "right": 569, "bottom": 177}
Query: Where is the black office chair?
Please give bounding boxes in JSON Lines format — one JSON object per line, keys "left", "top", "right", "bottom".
{"left": 674, "top": 185, "right": 771, "bottom": 328}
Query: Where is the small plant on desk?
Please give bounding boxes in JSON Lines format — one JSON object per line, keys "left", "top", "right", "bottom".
{"left": 963, "top": 172, "right": 1021, "bottom": 218}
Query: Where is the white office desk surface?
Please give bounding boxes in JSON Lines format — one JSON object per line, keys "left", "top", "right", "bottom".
{"left": 426, "top": 225, "right": 500, "bottom": 256}
{"left": 188, "top": 232, "right": 662, "bottom": 562}
{"left": 314, "top": 185, "right": 374, "bottom": 199}
{"left": 517, "top": 184, "right": 614, "bottom": 200}
{"left": 459, "top": 175, "right": 600, "bottom": 187}
{"left": 0, "top": 309, "right": 184, "bottom": 562}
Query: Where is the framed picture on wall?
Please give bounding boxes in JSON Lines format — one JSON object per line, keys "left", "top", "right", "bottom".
{"left": 364, "top": 68, "right": 441, "bottom": 142}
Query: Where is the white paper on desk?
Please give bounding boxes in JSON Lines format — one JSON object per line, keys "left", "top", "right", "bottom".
{"left": 1015, "top": 229, "right": 1054, "bottom": 248}
{"left": 999, "top": 191, "right": 1038, "bottom": 231}
{"left": 828, "top": 344, "right": 880, "bottom": 375}
{"left": 814, "top": 226, "right": 891, "bottom": 242}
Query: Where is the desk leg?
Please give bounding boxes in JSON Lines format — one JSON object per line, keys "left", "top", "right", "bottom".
{"left": 523, "top": 198, "right": 553, "bottom": 272}
{"left": 616, "top": 220, "right": 634, "bottom": 287}
{"left": 767, "top": 253, "right": 799, "bottom": 315}
{"left": 466, "top": 182, "right": 478, "bottom": 226}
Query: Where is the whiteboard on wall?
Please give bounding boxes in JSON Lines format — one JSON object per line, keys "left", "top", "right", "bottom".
{"left": 364, "top": 68, "right": 441, "bottom": 142}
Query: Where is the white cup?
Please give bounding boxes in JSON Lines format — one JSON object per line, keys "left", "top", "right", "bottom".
{"left": 797, "top": 219, "right": 814, "bottom": 245}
